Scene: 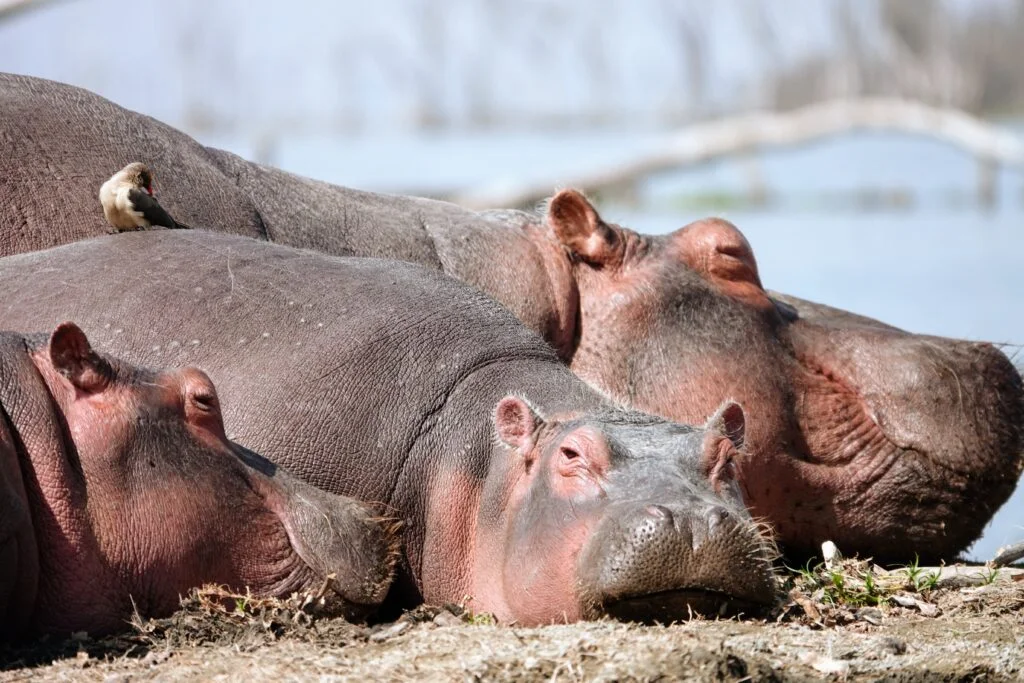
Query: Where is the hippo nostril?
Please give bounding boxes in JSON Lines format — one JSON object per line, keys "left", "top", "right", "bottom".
{"left": 705, "top": 506, "right": 729, "bottom": 534}
{"left": 645, "top": 504, "right": 673, "bottom": 522}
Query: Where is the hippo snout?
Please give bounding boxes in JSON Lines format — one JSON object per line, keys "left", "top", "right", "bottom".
{"left": 577, "top": 501, "right": 777, "bottom": 623}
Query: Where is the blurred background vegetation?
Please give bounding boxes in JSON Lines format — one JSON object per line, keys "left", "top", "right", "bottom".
{"left": 3, "top": 0, "right": 1024, "bottom": 137}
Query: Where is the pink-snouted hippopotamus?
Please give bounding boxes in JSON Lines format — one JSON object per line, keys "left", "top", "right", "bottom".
{"left": 0, "top": 322, "right": 396, "bottom": 639}
{"left": 1, "top": 72, "right": 1021, "bottom": 562}
{"left": 0, "top": 232, "right": 778, "bottom": 626}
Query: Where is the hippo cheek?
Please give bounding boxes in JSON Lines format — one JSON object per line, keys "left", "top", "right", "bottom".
{"left": 499, "top": 514, "right": 598, "bottom": 625}
{"left": 78, "top": 438, "right": 396, "bottom": 626}
{"left": 466, "top": 489, "right": 599, "bottom": 625}
{"left": 606, "top": 347, "right": 794, "bottom": 477}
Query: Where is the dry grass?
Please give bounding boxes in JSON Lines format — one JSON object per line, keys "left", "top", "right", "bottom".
{"left": 2, "top": 562, "right": 1023, "bottom": 682}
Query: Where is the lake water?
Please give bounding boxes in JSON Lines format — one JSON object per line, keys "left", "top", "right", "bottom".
{"left": 201, "top": 127, "right": 1024, "bottom": 561}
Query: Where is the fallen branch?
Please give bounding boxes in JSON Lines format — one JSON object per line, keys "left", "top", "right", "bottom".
{"left": 991, "top": 540, "right": 1024, "bottom": 568}
{"left": 447, "top": 98, "right": 1024, "bottom": 210}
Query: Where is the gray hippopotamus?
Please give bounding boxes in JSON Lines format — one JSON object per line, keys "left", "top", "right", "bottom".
{"left": 1, "top": 72, "right": 1021, "bottom": 561}
{"left": 0, "top": 232, "right": 777, "bottom": 626}
{"left": 0, "top": 322, "right": 395, "bottom": 638}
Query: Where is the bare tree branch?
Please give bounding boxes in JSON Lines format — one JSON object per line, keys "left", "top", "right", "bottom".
{"left": 447, "top": 98, "right": 1024, "bottom": 209}
{"left": 991, "top": 540, "right": 1024, "bottom": 568}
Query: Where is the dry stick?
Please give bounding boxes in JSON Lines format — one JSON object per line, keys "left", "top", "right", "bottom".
{"left": 991, "top": 540, "right": 1024, "bottom": 568}
{"left": 447, "top": 98, "right": 1024, "bottom": 210}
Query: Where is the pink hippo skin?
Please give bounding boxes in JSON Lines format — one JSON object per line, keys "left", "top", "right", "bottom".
{"left": 0, "top": 72, "right": 1021, "bottom": 561}
{"left": 0, "top": 234, "right": 778, "bottom": 626}
{"left": 0, "top": 323, "right": 396, "bottom": 638}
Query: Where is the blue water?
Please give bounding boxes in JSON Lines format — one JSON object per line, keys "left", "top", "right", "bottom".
{"left": 235, "top": 128, "right": 1024, "bottom": 562}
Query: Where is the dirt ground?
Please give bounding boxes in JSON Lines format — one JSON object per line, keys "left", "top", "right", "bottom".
{"left": 2, "top": 562, "right": 1022, "bottom": 682}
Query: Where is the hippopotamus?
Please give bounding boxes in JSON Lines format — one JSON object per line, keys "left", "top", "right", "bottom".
{"left": 0, "top": 322, "right": 395, "bottom": 638}
{"left": 0, "top": 231, "right": 777, "bottom": 626}
{"left": 1, "top": 72, "right": 1021, "bottom": 561}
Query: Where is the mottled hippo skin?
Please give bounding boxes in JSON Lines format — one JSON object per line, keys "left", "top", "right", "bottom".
{"left": 2, "top": 73, "right": 1022, "bottom": 561}
{"left": 0, "top": 233, "right": 777, "bottom": 626}
{"left": 0, "top": 322, "right": 395, "bottom": 638}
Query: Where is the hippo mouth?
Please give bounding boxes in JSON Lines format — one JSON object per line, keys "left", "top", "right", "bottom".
{"left": 601, "top": 588, "right": 772, "bottom": 624}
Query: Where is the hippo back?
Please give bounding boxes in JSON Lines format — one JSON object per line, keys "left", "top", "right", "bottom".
{"left": 0, "top": 73, "right": 508, "bottom": 266}
{"left": 0, "top": 72, "right": 581, "bottom": 357}
{"left": 0, "top": 231, "right": 595, "bottom": 502}
{"left": 0, "top": 73, "right": 264, "bottom": 253}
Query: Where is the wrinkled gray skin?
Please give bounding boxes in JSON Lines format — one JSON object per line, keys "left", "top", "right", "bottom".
{"left": 0, "top": 232, "right": 776, "bottom": 626}
{"left": 0, "top": 322, "right": 395, "bottom": 639}
{"left": 1, "top": 72, "right": 1021, "bottom": 561}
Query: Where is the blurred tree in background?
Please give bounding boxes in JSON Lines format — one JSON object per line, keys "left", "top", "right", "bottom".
{"left": 2, "top": 0, "right": 1023, "bottom": 136}
{"left": 771, "top": 0, "right": 1024, "bottom": 114}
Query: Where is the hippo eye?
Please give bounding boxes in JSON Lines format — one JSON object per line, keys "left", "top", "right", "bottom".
{"left": 191, "top": 392, "right": 218, "bottom": 413}
{"left": 560, "top": 446, "right": 580, "bottom": 460}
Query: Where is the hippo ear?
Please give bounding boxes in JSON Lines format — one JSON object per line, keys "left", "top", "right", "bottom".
{"left": 494, "top": 395, "right": 544, "bottom": 450}
{"left": 49, "top": 322, "right": 112, "bottom": 394}
{"left": 705, "top": 400, "right": 745, "bottom": 451}
{"left": 702, "top": 401, "right": 745, "bottom": 491}
{"left": 672, "top": 218, "right": 773, "bottom": 313}
{"left": 547, "top": 189, "right": 621, "bottom": 266}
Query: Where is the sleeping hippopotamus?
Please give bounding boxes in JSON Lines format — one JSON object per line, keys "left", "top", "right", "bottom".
{"left": 0, "top": 232, "right": 777, "bottom": 626}
{"left": 1, "top": 72, "right": 1021, "bottom": 561}
{"left": 0, "top": 322, "right": 395, "bottom": 638}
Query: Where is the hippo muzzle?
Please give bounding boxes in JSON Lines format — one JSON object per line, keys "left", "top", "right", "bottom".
{"left": 777, "top": 298, "right": 1024, "bottom": 559}
{"left": 576, "top": 497, "right": 777, "bottom": 622}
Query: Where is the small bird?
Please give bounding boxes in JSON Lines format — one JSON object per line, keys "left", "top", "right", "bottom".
{"left": 99, "top": 162, "right": 190, "bottom": 231}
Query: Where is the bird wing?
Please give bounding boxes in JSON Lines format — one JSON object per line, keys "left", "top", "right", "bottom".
{"left": 127, "top": 188, "right": 187, "bottom": 229}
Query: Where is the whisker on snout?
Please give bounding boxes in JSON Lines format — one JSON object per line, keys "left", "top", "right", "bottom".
{"left": 743, "top": 516, "right": 783, "bottom": 567}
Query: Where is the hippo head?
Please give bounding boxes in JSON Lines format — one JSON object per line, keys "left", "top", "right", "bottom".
{"left": 469, "top": 396, "right": 776, "bottom": 626}
{"left": 545, "top": 190, "right": 1024, "bottom": 562}
{"left": 9, "top": 323, "right": 395, "bottom": 636}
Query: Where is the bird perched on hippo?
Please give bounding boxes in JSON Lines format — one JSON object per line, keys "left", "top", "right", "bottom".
{"left": 0, "top": 71, "right": 1021, "bottom": 562}
{"left": 98, "top": 162, "right": 190, "bottom": 231}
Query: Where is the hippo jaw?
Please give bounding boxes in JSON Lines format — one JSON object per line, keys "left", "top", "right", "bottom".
{"left": 233, "top": 445, "right": 401, "bottom": 619}
{"left": 775, "top": 301, "right": 1024, "bottom": 561}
